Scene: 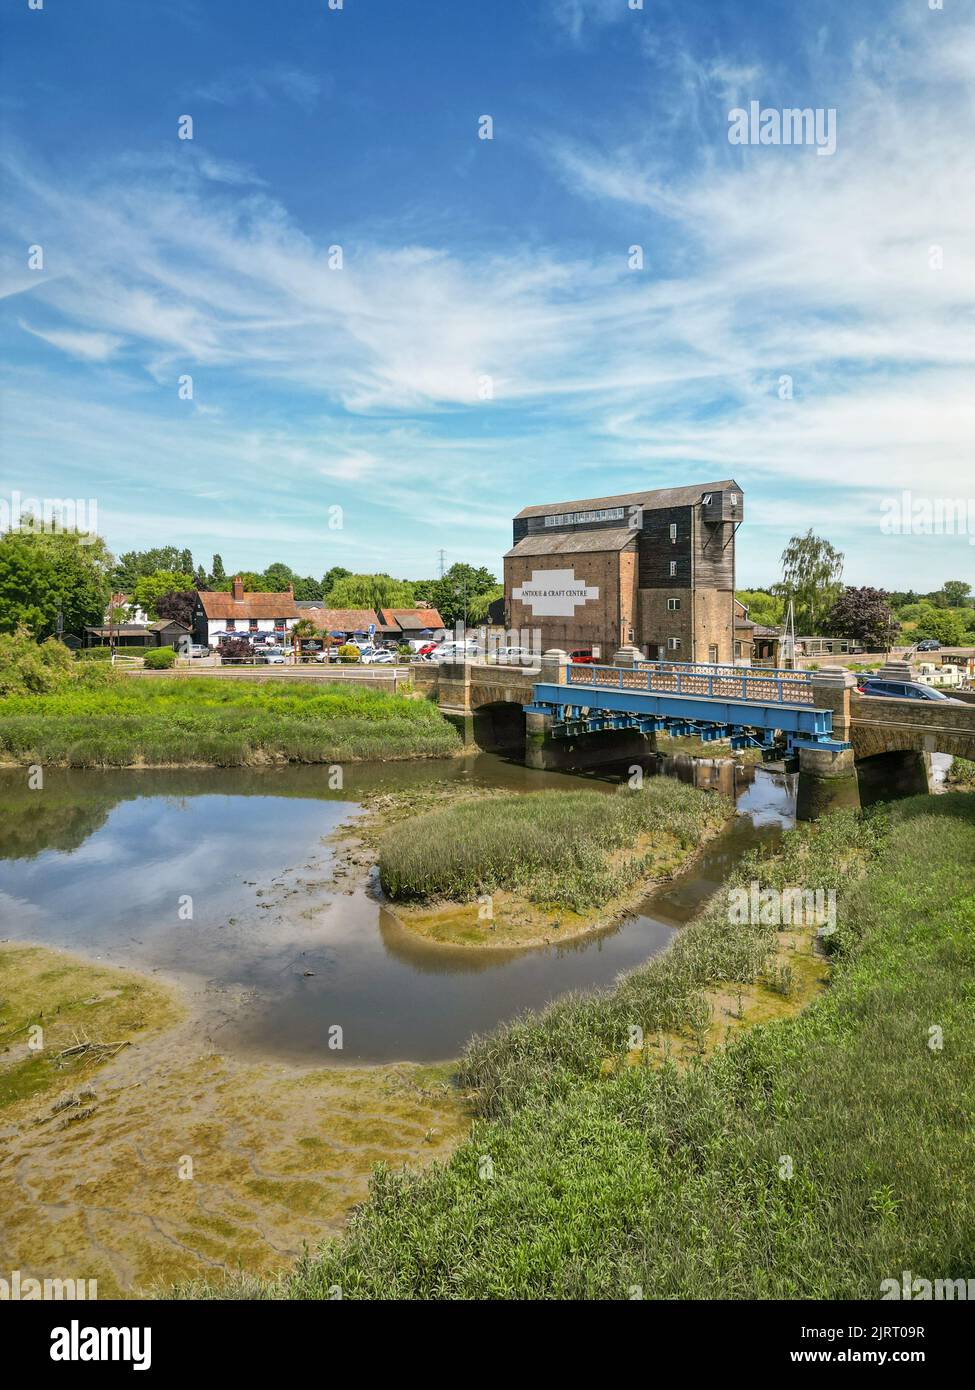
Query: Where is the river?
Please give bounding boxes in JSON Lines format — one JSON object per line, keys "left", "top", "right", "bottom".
{"left": 0, "top": 754, "right": 796, "bottom": 1064}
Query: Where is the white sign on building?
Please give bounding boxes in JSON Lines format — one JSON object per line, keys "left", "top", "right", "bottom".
{"left": 511, "top": 568, "right": 599, "bottom": 618}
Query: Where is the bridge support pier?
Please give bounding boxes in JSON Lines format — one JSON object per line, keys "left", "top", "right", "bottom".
{"left": 795, "top": 666, "right": 861, "bottom": 821}
{"left": 796, "top": 744, "right": 861, "bottom": 820}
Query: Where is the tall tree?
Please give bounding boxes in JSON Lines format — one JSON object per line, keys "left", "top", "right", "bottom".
{"left": 941, "top": 580, "right": 972, "bottom": 608}
{"left": 262, "top": 562, "right": 296, "bottom": 592}
{"left": 824, "top": 587, "right": 893, "bottom": 648}
{"left": 777, "top": 531, "right": 844, "bottom": 635}
{"left": 324, "top": 573, "right": 415, "bottom": 609}
{"left": 155, "top": 590, "right": 197, "bottom": 628}
{"left": 210, "top": 554, "right": 226, "bottom": 586}
{"left": 424, "top": 564, "right": 499, "bottom": 627}
{"left": 111, "top": 546, "right": 194, "bottom": 590}
{"left": 131, "top": 570, "right": 196, "bottom": 618}
{"left": 735, "top": 589, "right": 785, "bottom": 628}
{"left": 0, "top": 528, "right": 113, "bottom": 639}
{"left": 322, "top": 566, "right": 352, "bottom": 595}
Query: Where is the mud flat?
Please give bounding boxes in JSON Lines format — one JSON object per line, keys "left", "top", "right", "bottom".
{"left": 0, "top": 942, "right": 469, "bottom": 1298}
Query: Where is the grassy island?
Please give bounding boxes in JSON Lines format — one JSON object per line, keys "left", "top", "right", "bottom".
{"left": 0, "top": 677, "right": 461, "bottom": 767}
{"left": 377, "top": 779, "right": 732, "bottom": 947}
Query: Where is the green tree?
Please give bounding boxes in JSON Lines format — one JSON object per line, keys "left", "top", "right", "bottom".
{"left": 112, "top": 547, "right": 193, "bottom": 590}
{"left": 322, "top": 566, "right": 352, "bottom": 594}
{"left": 324, "top": 573, "right": 415, "bottom": 609}
{"left": 425, "top": 564, "right": 499, "bottom": 627}
{"left": 941, "top": 580, "right": 972, "bottom": 608}
{"left": 292, "top": 575, "right": 323, "bottom": 601}
{"left": 912, "top": 604, "right": 967, "bottom": 646}
{"left": 131, "top": 570, "right": 196, "bottom": 618}
{"left": 262, "top": 562, "right": 296, "bottom": 592}
{"left": 467, "top": 584, "right": 504, "bottom": 624}
{"left": 735, "top": 589, "right": 784, "bottom": 628}
{"left": 210, "top": 554, "right": 226, "bottom": 586}
{"left": 777, "top": 531, "right": 844, "bottom": 635}
{"left": 0, "top": 528, "right": 113, "bottom": 639}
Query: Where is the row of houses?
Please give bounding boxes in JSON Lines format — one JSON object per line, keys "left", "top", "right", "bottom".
{"left": 191, "top": 577, "right": 445, "bottom": 646}
{"left": 88, "top": 577, "right": 446, "bottom": 649}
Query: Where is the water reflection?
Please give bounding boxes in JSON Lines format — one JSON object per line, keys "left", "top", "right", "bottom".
{"left": 0, "top": 754, "right": 796, "bottom": 1064}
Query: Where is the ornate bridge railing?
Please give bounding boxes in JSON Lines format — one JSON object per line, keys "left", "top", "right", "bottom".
{"left": 566, "top": 661, "right": 815, "bottom": 707}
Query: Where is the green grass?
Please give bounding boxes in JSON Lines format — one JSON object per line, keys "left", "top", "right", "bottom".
{"left": 185, "top": 792, "right": 975, "bottom": 1298}
{"left": 378, "top": 780, "right": 731, "bottom": 913}
{"left": 0, "top": 677, "right": 461, "bottom": 767}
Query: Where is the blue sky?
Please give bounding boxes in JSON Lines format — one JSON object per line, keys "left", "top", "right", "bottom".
{"left": 1, "top": 0, "right": 973, "bottom": 589}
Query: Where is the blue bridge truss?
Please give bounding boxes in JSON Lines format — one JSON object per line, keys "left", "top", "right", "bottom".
{"left": 524, "top": 661, "right": 850, "bottom": 754}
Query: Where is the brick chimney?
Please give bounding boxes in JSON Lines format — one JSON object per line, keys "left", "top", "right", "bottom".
{"left": 232, "top": 575, "right": 244, "bottom": 601}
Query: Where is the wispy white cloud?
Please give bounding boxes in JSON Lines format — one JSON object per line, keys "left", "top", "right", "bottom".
{"left": 196, "top": 65, "right": 322, "bottom": 114}
{"left": 18, "top": 319, "right": 124, "bottom": 361}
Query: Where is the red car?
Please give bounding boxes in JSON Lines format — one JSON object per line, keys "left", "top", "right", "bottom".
{"left": 417, "top": 642, "right": 439, "bottom": 657}
{"left": 570, "top": 649, "right": 595, "bottom": 664}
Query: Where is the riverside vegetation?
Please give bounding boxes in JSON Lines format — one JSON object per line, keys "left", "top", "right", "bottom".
{"left": 186, "top": 791, "right": 975, "bottom": 1299}
{"left": 377, "top": 779, "right": 731, "bottom": 946}
{"left": 0, "top": 676, "right": 460, "bottom": 767}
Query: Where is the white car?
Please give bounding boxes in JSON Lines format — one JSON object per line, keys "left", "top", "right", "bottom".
{"left": 361, "top": 650, "right": 395, "bottom": 665}
{"left": 489, "top": 646, "right": 537, "bottom": 666}
{"left": 432, "top": 642, "right": 481, "bottom": 663}
{"left": 261, "top": 647, "right": 289, "bottom": 664}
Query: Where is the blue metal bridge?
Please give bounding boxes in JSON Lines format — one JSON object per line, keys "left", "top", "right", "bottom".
{"left": 525, "top": 660, "right": 850, "bottom": 754}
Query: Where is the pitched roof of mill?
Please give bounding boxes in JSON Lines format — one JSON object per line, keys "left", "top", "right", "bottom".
{"left": 515, "top": 480, "right": 741, "bottom": 520}
{"left": 505, "top": 527, "right": 638, "bottom": 558}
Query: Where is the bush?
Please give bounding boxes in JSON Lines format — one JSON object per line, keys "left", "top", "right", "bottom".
{"left": 77, "top": 646, "right": 112, "bottom": 662}
{"left": 143, "top": 647, "right": 177, "bottom": 670}
{"left": 337, "top": 644, "right": 360, "bottom": 663}
{"left": 0, "top": 626, "right": 79, "bottom": 695}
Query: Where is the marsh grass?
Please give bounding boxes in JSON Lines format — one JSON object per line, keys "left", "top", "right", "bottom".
{"left": 378, "top": 780, "right": 730, "bottom": 913}
{"left": 183, "top": 794, "right": 975, "bottom": 1300}
{"left": 0, "top": 678, "right": 460, "bottom": 766}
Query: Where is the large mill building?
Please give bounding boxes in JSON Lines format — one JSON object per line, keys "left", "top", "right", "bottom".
{"left": 503, "top": 480, "right": 743, "bottom": 664}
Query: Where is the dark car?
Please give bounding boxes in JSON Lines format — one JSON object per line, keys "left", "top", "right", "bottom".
{"left": 570, "top": 649, "right": 595, "bottom": 664}
{"left": 916, "top": 639, "right": 941, "bottom": 652}
{"left": 857, "top": 678, "right": 962, "bottom": 703}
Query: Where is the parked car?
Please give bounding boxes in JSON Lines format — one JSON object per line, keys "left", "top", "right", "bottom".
{"left": 432, "top": 641, "right": 481, "bottom": 663}
{"left": 188, "top": 643, "right": 209, "bottom": 658}
{"left": 260, "top": 646, "right": 289, "bottom": 665}
{"left": 916, "top": 639, "right": 941, "bottom": 652}
{"left": 361, "top": 650, "right": 395, "bottom": 665}
{"left": 857, "top": 678, "right": 963, "bottom": 703}
{"left": 489, "top": 646, "right": 537, "bottom": 666}
{"left": 570, "top": 649, "right": 595, "bottom": 664}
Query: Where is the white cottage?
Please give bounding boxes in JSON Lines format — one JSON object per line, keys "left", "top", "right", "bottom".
{"left": 193, "top": 576, "right": 301, "bottom": 647}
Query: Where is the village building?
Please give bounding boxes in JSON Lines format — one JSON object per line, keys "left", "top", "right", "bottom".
{"left": 193, "top": 576, "right": 300, "bottom": 647}
{"left": 84, "top": 619, "right": 191, "bottom": 649}
{"left": 504, "top": 481, "right": 742, "bottom": 663}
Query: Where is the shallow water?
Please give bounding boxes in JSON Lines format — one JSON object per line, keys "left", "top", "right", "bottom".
{"left": 0, "top": 754, "right": 796, "bottom": 1063}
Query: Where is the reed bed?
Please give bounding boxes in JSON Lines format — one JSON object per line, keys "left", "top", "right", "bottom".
{"left": 0, "top": 677, "right": 460, "bottom": 766}
{"left": 378, "top": 780, "right": 731, "bottom": 912}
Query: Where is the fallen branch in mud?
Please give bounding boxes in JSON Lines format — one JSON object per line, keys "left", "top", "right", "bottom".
{"left": 55, "top": 1036, "right": 130, "bottom": 1065}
